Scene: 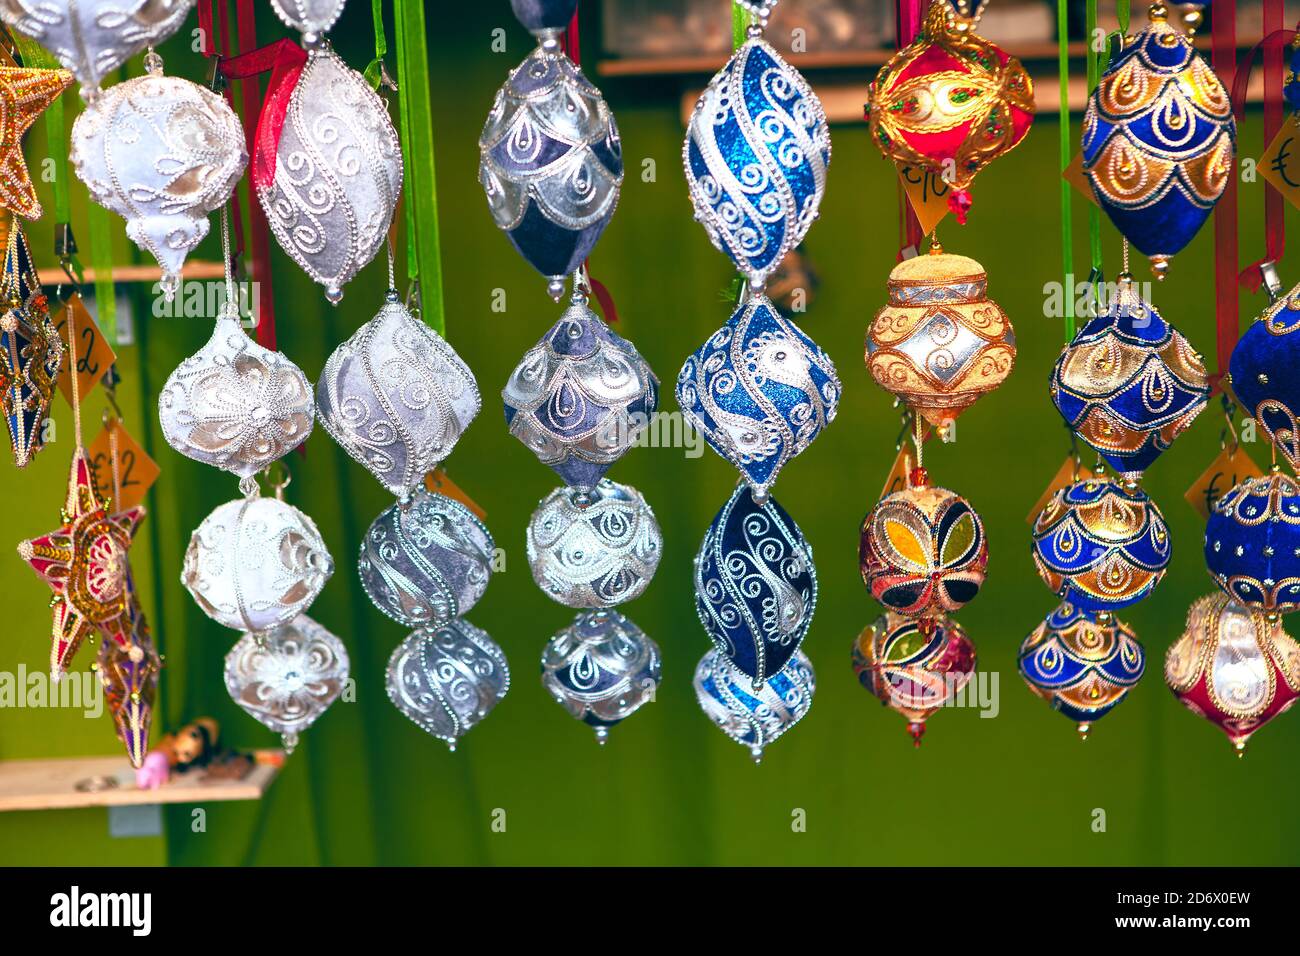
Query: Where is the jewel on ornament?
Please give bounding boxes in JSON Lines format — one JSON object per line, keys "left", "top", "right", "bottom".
{"left": 1205, "top": 472, "right": 1300, "bottom": 617}
{"left": 317, "top": 292, "right": 481, "bottom": 497}
{"left": 1050, "top": 282, "right": 1208, "bottom": 478}
{"left": 182, "top": 494, "right": 334, "bottom": 633}
{"left": 540, "top": 609, "right": 661, "bottom": 743}
{"left": 1228, "top": 281, "right": 1300, "bottom": 471}
{"left": 1032, "top": 478, "right": 1170, "bottom": 612}
{"left": 0, "top": 224, "right": 62, "bottom": 467}
{"left": 70, "top": 56, "right": 247, "bottom": 300}
{"left": 860, "top": 469, "right": 987, "bottom": 619}
{"left": 1018, "top": 601, "right": 1145, "bottom": 738}
{"left": 1081, "top": 4, "right": 1235, "bottom": 277}
{"left": 677, "top": 293, "right": 840, "bottom": 499}
{"left": 866, "top": 246, "right": 1015, "bottom": 429}
{"left": 270, "top": 0, "right": 346, "bottom": 45}
{"left": 695, "top": 482, "right": 816, "bottom": 687}
{"left": 96, "top": 592, "right": 160, "bottom": 768}
{"left": 527, "top": 479, "right": 661, "bottom": 608}
{"left": 225, "top": 614, "right": 349, "bottom": 753}
{"left": 502, "top": 295, "right": 657, "bottom": 491}
{"left": 851, "top": 611, "right": 976, "bottom": 746}
{"left": 358, "top": 490, "right": 495, "bottom": 628}
{"left": 1166, "top": 593, "right": 1300, "bottom": 754}
{"left": 386, "top": 618, "right": 510, "bottom": 750}
{"left": 0, "top": 64, "right": 72, "bottom": 218}
{"left": 693, "top": 646, "right": 815, "bottom": 762}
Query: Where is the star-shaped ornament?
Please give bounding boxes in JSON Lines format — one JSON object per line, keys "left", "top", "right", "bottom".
{"left": 96, "top": 589, "right": 160, "bottom": 768}
{"left": 0, "top": 221, "right": 61, "bottom": 466}
{"left": 0, "top": 64, "right": 73, "bottom": 219}
{"left": 18, "top": 448, "right": 146, "bottom": 678}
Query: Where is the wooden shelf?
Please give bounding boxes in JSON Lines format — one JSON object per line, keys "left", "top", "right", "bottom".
{"left": 35, "top": 260, "right": 228, "bottom": 287}
{"left": 0, "top": 750, "right": 283, "bottom": 812}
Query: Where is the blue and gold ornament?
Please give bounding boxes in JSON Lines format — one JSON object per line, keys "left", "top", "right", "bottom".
{"left": 693, "top": 645, "right": 815, "bottom": 762}
{"left": 0, "top": 223, "right": 61, "bottom": 468}
{"left": 1205, "top": 472, "right": 1300, "bottom": 619}
{"left": 1228, "top": 282, "right": 1300, "bottom": 472}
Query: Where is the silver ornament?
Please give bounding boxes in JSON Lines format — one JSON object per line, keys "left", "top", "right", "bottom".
{"left": 693, "top": 646, "right": 814, "bottom": 762}
{"left": 183, "top": 495, "right": 334, "bottom": 633}
{"left": 69, "top": 59, "right": 247, "bottom": 299}
{"left": 541, "top": 609, "right": 661, "bottom": 744}
{"left": 260, "top": 47, "right": 402, "bottom": 304}
{"left": 359, "top": 490, "right": 495, "bottom": 628}
{"left": 526, "top": 479, "right": 661, "bottom": 608}
{"left": 317, "top": 293, "right": 481, "bottom": 497}
{"left": 159, "top": 307, "right": 314, "bottom": 478}
{"left": 270, "top": 0, "right": 346, "bottom": 44}
{"left": 386, "top": 618, "right": 510, "bottom": 750}
{"left": 224, "top": 614, "right": 349, "bottom": 753}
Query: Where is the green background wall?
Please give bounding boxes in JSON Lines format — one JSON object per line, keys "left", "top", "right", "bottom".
{"left": 0, "top": 2, "right": 1296, "bottom": 866}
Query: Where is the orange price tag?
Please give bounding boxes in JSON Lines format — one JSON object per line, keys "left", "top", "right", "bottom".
{"left": 897, "top": 164, "right": 951, "bottom": 237}
{"left": 880, "top": 444, "right": 914, "bottom": 503}
{"left": 1062, "top": 151, "right": 1099, "bottom": 207}
{"left": 55, "top": 294, "right": 115, "bottom": 407}
{"left": 424, "top": 468, "right": 486, "bottom": 521}
{"left": 1185, "top": 444, "right": 1264, "bottom": 521}
{"left": 1260, "top": 115, "right": 1300, "bottom": 212}
{"left": 87, "top": 418, "right": 160, "bottom": 512}
{"left": 1027, "top": 456, "right": 1088, "bottom": 525}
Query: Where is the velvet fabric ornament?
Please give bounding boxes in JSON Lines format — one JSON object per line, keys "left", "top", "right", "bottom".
{"left": 1286, "top": 44, "right": 1300, "bottom": 111}
{"left": 0, "top": 223, "right": 61, "bottom": 468}
{"left": 1205, "top": 473, "right": 1300, "bottom": 616}
{"left": 1228, "top": 281, "right": 1300, "bottom": 472}
{"left": 693, "top": 646, "right": 814, "bottom": 762}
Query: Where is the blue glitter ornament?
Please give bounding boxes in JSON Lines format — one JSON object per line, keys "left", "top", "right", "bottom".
{"left": 683, "top": 34, "right": 831, "bottom": 286}
{"left": 693, "top": 646, "right": 815, "bottom": 762}
{"left": 677, "top": 294, "right": 839, "bottom": 498}
{"left": 1285, "top": 41, "right": 1300, "bottom": 112}
{"left": 694, "top": 482, "right": 817, "bottom": 687}
{"left": 0, "top": 224, "right": 61, "bottom": 468}
{"left": 1229, "top": 284, "right": 1300, "bottom": 472}
{"left": 1205, "top": 472, "right": 1300, "bottom": 616}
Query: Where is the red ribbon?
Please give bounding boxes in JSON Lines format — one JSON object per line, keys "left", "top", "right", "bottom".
{"left": 1210, "top": 0, "right": 1239, "bottom": 389}
{"left": 894, "top": 0, "right": 924, "bottom": 258}
{"left": 220, "top": 40, "right": 308, "bottom": 190}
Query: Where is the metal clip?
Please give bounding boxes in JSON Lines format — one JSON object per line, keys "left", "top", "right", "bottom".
{"left": 1260, "top": 261, "right": 1283, "bottom": 303}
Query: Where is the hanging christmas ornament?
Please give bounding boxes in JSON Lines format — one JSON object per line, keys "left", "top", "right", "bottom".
{"left": 386, "top": 618, "right": 510, "bottom": 750}
{"left": 1018, "top": 601, "right": 1146, "bottom": 738}
{"left": 270, "top": 0, "right": 346, "bottom": 45}
{"left": 224, "top": 614, "right": 349, "bottom": 753}
{"left": 1166, "top": 592, "right": 1300, "bottom": 753}
{"left": 502, "top": 296, "right": 657, "bottom": 491}
{"left": 1050, "top": 283, "right": 1208, "bottom": 478}
{"left": 70, "top": 52, "right": 247, "bottom": 299}
{"left": 0, "top": 223, "right": 61, "bottom": 467}
{"left": 526, "top": 479, "right": 661, "bottom": 608}
{"left": 182, "top": 493, "right": 334, "bottom": 633}
{"left": 851, "top": 610, "right": 976, "bottom": 746}
{"left": 677, "top": 293, "right": 840, "bottom": 499}
{"left": 1286, "top": 41, "right": 1300, "bottom": 111}
{"left": 95, "top": 593, "right": 160, "bottom": 768}
{"left": 865, "top": 0, "right": 1034, "bottom": 223}
{"left": 0, "top": 0, "right": 195, "bottom": 95}
{"left": 317, "top": 291, "right": 481, "bottom": 496}
{"left": 859, "top": 468, "right": 987, "bottom": 620}
{"left": 1081, "top": 3, "right": 1235, "bottom": 278}
{"left": 358, "top": 489, "right": 495, "bottom": 628}
{"left": 1032, "top": 478, "right": 1171, "bottom": 612}
{"left": 0, "top": 63, "right": 72, "bottom": 218}
{"left": 695, "top": 482, "right": 816, "bottom": 687}
{"left": 866, "top": 246, "right": 1015, "bottom": 429}
{"left": 1205, "top": 472, "right": 1300, "bottom": 617}
{"left": 540, "top": 608, "right": 661, "bottom": 743}
{"left": 693, "top": 645, "right": 814, "bottom": 762}
{"left": 1228, "top": 282, "right": 1300, "bottom": 471}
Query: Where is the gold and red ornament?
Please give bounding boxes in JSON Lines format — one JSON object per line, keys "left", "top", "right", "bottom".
{"left": 95, "top": 589, "right": 161, "bottom": 768}
{"left": 865, "top": 0, "right": 1035, "bottom": 223}
{"left": 0, "top": 62, "right": 72, "bottom": 219}
{"left": 0, "top": 221, "right": 61, "bottom": 467}
{"left": 1166, "top": 592, "right": 1300, "bottom": 754}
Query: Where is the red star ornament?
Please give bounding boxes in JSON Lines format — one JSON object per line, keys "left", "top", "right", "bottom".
{"left": 0, "top": 64, "right": 73, "bottom": 219}
{"left": 96, "top": 589, "right": 161, "bottom": 768}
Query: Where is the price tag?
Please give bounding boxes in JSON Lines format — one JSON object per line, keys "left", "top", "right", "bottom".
{"left": 898, "top": 164, "right": 951, "bottom": 236}
{"left": 87, "top": 418, "right": 159, "bottom": 512}
{"left": 880, "top": 444, "right": 914, "bottom": 503}
{"left": 1027, "top": 456, "right": 1087, "bottom": 525}
{"left": 424, "top": 467, "right": 486, "bottom": 520}
{"left": 55, "top": 294, "right": 115, "bottom": 407}
{"left": 1062, "top": 151, "right": 1099, "bottom": 206}
{"left": 1185, "top": 445, "right": 1264, "bottom": 520}
{"left": 1260, "top": 115, "right": 1300, "bottom": 212}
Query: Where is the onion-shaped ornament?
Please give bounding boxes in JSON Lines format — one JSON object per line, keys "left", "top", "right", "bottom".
{"left": 359, "top": 490, "right": 495, "bottom": 628}
{"left": 317, "top": 292, "right": 481, "bottom": 497}
{"left": 1032, "top": 478, "right": 1170, "bottom": 612}
{"left": 526, "top": 479, "right": 661, "bottom": 608}
{"left": 1050, "top": 283, "right": 1208, "bottom": 478}
{"left": 70, "top": 55, "right": 247, "bottom": 299}
{"left": 859, "top": 468, "right": 987, "bottom": 619}
{"left": 270, "top": 0, "right": 345, "bottom": 44}
{"left": 0, "top": 0, "right": 195, "bottom": 96}
{"left": 694, "top": 646, "right": 814, "bottom": 762}
{"left": 1166, "top": 593, "right": 1300, "bottom": 753}
{"left": 695, "top": 482, "right": 816, "bottom": 687}
{"left": 1228, "top": 280, "right": 1300, "bottom": 471}
{"left": 182, "top": 494, "right": 334, "bottom": 633}
{"left": 540, "top": 609, "right": 661, "bottom": 743}
{"left": 1205, "top": 472, "right": 1300, "bottom": 617}
{"left": 851, "top": 611, "right": 976, "bottom": 746}
{"left": 677, "top": 294, "right": 840, "bottom": 498}
{"left": 683, "top": 27, "right": 830, "bottom": 286}
{"left": 479, "top": 38, "right": 622, "bottom": 300}
{"left": 0, "top": 223, "right": 62, "bottom": 467}
{"left": 866, "top": 247, "right": 1015, "bottom": 428}
{"left": 503, "top": 295, "right": 657, "bottom": 490}
{"left": 1081, "top": 5, "right": 1235, "bottom": 277}
{"left": 386, "top": 618, "right": 510, "bottom": 750}
{"left": 1018, "top": 602, "right": 1145, "bottom": 738}
{"left": 224, "top": 614, "right": 349, "bottom": 753}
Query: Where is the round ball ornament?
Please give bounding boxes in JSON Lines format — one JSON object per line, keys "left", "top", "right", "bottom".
{"left": 1018, "top": 602, "right": 1145, "bottom": 738}
{"left": 1166, "top": 593, "right": 1300, "bottom": 753}
{"left": 1205, "top": 472, "right": 1300, "bottom": 617}
{"left": 359, "top": 490, "right": 495, "bottom": 628}
{"left": 526, "top": 479, "right": 661, "bottom": 609}
{"left": 866, "top": 246, "right": 1015, "bottom": 429}
{"left": 851, "top": 611, "right": 976, "bottom": 746}
{"left": 693, "top": 646, "right": 815, "bottom": 763}
{"left": 182, "top": 495, "right": 334, "bottom": 633}
{"left": 540, "top": 609, "right": 662, "bottom": 743}
{"left": 270, "top": 0, "right": 346, "bottom": 44}
{"left": 1228, "top": 281, "right": 1300, "bottom": 471}
{"left": 695, "top": 482, "right": 817, "bottom": 687}
{"left": 1032, "top": 478, "right": 1170, "bottom": 612}
{"left": 1081, "top": 5, "right": 1235, "bottom": 277}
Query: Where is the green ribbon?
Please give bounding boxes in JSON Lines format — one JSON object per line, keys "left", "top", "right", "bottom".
{"left": 1057, "top": 0, "right": 1074, "bottom": 340}
{"left": 86, "top": 201, "right": 115, "bottom": 343}
{"left": 1086, "top": 0, "right": 1102, "bottom": 278}
{"left": 732, "top": 2, "right": 751, "bottom": 50}
{"left": 363, "top": 0, "right": 387, "bottom": 90}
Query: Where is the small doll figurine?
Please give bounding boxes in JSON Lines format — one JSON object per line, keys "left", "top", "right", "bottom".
{"left": 134, "top": 717, "right": 221, "bottom": 789}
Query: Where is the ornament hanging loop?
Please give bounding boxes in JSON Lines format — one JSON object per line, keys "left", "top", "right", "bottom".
{"left": 1259, "top": 260, "right": 1283, "bottom": 303}
{"left": 1219, "top": 395, "right": 1240, "bottom": 453}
